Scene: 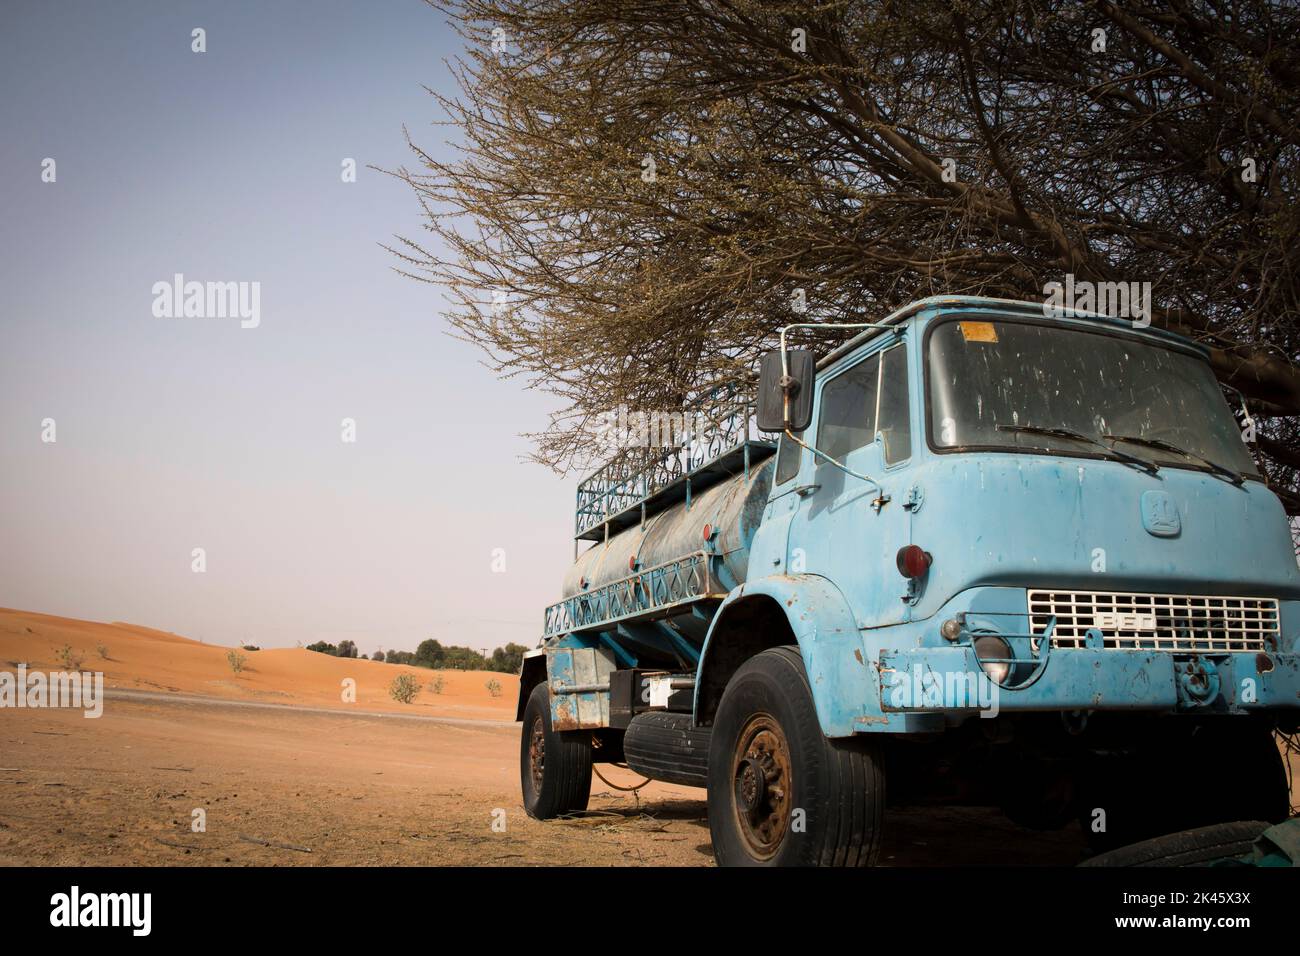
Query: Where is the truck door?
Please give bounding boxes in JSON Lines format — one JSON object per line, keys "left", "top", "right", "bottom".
{"left": 748, "top": 429, "right": 806, "bottom": 576}
{"left": 788, "top": 339, "right": 915, "bottom": 628}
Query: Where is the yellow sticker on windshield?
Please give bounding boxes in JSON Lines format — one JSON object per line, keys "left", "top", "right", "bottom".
{"left": 959, "top": 320, "right": 998, "bottom": 343}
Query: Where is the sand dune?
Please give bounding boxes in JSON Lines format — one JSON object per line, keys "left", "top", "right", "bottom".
{"left": 0, "top": 608, "right": 518, "bottom": 721}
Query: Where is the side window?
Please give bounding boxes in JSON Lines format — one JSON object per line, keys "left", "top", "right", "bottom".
{"left": 775, "top": 430, "right": 803, "bottom": 485}
{"left": 817, "top": 353, "right": 880, "bottom": 461}
{"left": 878, "top": 344, "right": 911, "bottom": 464}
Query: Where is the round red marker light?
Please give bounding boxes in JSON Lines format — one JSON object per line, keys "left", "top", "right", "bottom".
{"left": 702, "top": 523, "right": 714, "bottom": 542}
{"left": 896, "top": 545, "right": 932, "bottom": 579}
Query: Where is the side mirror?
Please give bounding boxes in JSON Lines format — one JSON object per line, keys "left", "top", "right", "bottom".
{"left": 756, "top": 348, "right": 816, "bottom": 433}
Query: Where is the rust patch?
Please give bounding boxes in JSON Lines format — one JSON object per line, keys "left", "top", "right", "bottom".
{"left": 853, "top": 648, "right": 864, "bottom": 665}
{"left": 552, "top": 697, "right": 581, "bottom": 731}
{"left": 1256, "top": 653, "right": 1274, "bottom": 674}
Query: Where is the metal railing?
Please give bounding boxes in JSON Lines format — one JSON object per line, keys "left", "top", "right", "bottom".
{"left": 544, "top": 551, "right": 720, "bottom": 638}
{"left": 574, "top": 387, "right": 764, "bottom": 537}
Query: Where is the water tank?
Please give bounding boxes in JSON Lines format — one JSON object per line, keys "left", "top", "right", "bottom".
{"left": 562, "top": 457, "right": 774, "bottom": 599}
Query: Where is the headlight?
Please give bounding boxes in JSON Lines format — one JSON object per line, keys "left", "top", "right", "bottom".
{"left": 974, "top": 634, "right": 1013, "bottom": 685}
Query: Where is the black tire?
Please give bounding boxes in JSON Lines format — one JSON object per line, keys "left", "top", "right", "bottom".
{"left": 623, "top": 711, "right": 710, "bottom": 787}
{"left": 706, "top": 646, "right": 885, "bottom": 866}
{"left": 1078, "top": 723, "right": 1287, "bottom": 852}
{"left": 1080, "top": 820, "right": 1270, "bottom": 867}
{"left": 520, "top": 682, "right": 592, "bottom": 819}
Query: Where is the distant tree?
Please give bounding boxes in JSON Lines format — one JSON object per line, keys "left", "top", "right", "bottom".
{"left": 442, "top": 646, "right": 488, "bottom": 670}
{"left": 337, "top": 639, "right": 359, "bottom": 659}
{"left": 415, "top": 638, "right": 445, "bottom": 669}
{"left": 305, "top": 641, "right": 338, "bottom": 656}
{"left": 489, "top": 643, "right": 528, "bottom": 675}
{"left": 386, "top": 649, "right": 416, "bottom": 665}
{"left": 371, "top": 650, "right": 386, "bottom": 662}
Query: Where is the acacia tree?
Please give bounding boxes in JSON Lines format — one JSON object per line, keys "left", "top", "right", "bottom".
{"left": 392, "top": 0, "right": 1300, "bottom": 504}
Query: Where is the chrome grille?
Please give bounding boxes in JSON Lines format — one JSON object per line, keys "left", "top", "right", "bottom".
{"left": 1028, "top": 590, "right": 1279, "bottom": 652}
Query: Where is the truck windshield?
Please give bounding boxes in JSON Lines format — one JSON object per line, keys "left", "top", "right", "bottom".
{"left": 927, "top": 317, "right": 1260, "bottom": 479}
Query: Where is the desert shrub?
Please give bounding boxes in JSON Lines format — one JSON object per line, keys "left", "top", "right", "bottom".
{"left": 240, "top": 644, "right": 260, "bottom": 652}
{"left": 427, "top": 673, "right": 445, "bottom": 695}
{"left": 227, "top": 649, "right": 247, "bottom": 674}
{"left": 485, "top": 679, "right": 502, "bottom": 698}
{"left": 95, "top": 642, "right": 109, "bottom": 660}
{"left": 54, "top": 645, "right": 84, "bottom": 670}
{"left": 390, "top": 673, "right": 421, "bottom": 704}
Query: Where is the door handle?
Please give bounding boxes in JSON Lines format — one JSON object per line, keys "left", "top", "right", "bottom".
{"left": 794, "top": 483, "right": 821, "bottom": 498}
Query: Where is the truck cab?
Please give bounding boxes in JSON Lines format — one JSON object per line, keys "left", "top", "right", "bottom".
{"left": 519, "top": 296, "right": 1300, "bottom": 866}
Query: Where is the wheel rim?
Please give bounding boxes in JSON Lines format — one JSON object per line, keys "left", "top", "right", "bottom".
{"left": 731, "top": 713, "right": 793, "bottom": 860}
{"left": 528, "top": 716, "right": 546, "bottom": 792}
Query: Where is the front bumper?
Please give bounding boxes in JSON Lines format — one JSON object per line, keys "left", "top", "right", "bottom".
{"left": 878, "top": 644, "right": 1300, "bottom": 715}
{"left": 873, "top": 586, "right": 1300, "bottom": 720}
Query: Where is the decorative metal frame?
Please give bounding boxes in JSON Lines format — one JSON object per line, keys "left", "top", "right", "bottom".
{"left": 574, "top": 387, "right": 763, "bottom": 537}
{"left": 544, "top": 551, "right": 720, "bottom": 638}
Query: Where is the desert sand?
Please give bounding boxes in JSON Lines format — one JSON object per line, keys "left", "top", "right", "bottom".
{"left": 0, "top": 607, "right": 723, "bottom": 865}
{"left": 0, "top": 608, "right": 1292, "bottom": 866}
{"left": 0, "top": 608, "right": 516, "bottom": 721}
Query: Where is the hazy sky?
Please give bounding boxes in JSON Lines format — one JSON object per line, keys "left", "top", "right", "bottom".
{"left": 0, "top": 1, "right": 575, "bottom": 654}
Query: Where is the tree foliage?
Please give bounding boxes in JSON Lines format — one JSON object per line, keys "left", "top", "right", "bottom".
{"left": 395, "top": 0, "right": 1300, "bottom": 505}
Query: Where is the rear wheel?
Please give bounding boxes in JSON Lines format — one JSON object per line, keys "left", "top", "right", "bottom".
{"left": 707, "top": 646, "right": 885, "bottom": 866}
{"left": 520, "top": 682, "right": 592, "bottom": 819}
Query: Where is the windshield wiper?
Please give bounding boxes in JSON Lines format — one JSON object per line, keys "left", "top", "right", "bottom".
{"left": 1102, "top": 434, "right": 1244, "bottom": 486}
{"left": 996, "top": 424, "right": 1160, "bottom": 475}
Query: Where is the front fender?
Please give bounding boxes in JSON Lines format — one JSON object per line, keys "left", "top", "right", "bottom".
{"left": 696, "top": 574, "right": 937, "bottom": 736}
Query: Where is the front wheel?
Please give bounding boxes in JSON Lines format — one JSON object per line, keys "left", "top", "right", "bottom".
{"left": 707, "top": 646, "right": 885, "bottom": 866}
{"left": 1077, "top": 722, "right": 1288, "bottom": 853}
{"left": 520, "top": 682, "right": 592, "bottom": 819}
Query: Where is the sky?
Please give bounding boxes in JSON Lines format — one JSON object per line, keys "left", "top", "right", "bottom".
{"left": 0, "top": 0, "right": 575, "bottom": 655}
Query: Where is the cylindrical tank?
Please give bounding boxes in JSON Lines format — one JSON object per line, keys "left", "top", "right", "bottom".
{"left": 562, "top": 457, "right": 774, "bottom": 599}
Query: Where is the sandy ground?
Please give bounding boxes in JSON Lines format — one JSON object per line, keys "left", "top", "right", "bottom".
{"left": 0, "top": 609, "right": 1292, "bottom": 866}
{"left": 1, "top": 692, "right": 1095, "bottom": 866}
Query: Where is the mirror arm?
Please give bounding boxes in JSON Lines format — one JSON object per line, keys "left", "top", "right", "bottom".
{"left": 784, "top": 428, "right": 881, "bottom": 492}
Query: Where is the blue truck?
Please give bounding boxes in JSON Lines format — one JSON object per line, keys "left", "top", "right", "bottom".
{"left": 517, "top": 295, "right": 1299, "bottom": 866}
